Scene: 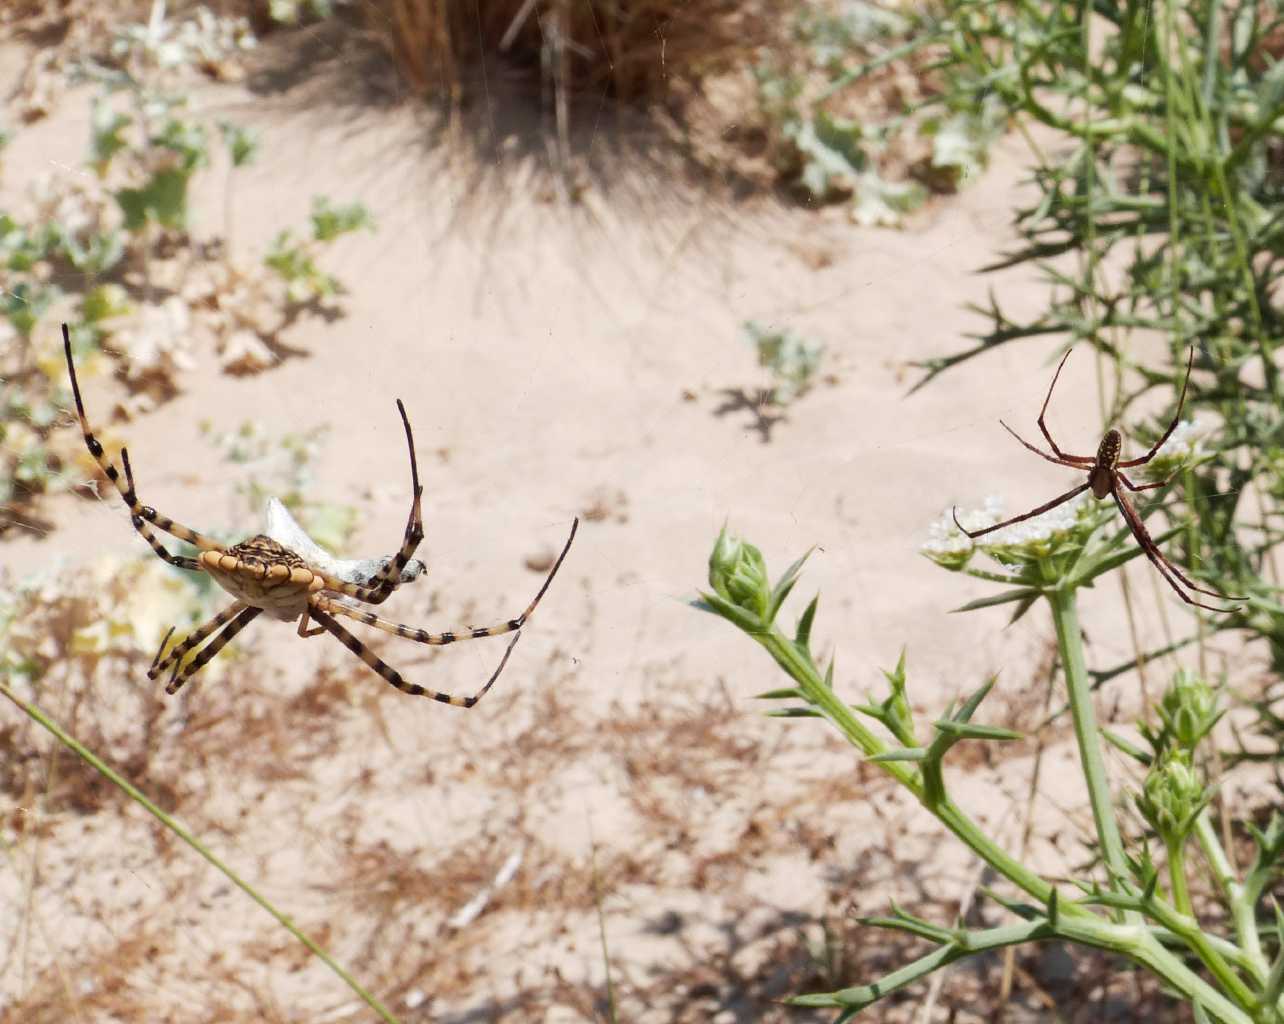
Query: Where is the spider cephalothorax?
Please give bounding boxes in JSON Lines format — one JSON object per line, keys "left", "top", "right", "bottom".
{"left": 198, "top": 536, "right": 324, "bottom": 620}
{"left": 953, "top": 347, "right": 1241, "bottom": 612}
{"left": 63, "top": 322, "right": 577, "bottom": 703}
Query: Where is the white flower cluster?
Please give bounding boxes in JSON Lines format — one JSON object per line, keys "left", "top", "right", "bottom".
{"left": 981, "top": 489, "right": 1095, "bottom": 549}
{"left": 924, "top": 495, "right": 1004, "bottom": 552}
{"left": 1140, "top": 420, "right": 1208, "bottom": 481}
{"left": 111, "top": 3, "right": 256, "bottom": 75}
{"left": 920, "top": 496, "right": 1004, "bottom": 567}
{"left": 1155, "top": 420, "right": 1206, "bottom": 458}
{"left": 922, "top": 488, "right": 1105, "bottom": 571}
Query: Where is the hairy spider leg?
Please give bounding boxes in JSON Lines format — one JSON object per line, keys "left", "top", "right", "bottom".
{"left": 150, "top": 601, "right": 248, "bottom": 680}
{"left": 308, "top": 605, "right": 520, "bottom": 706}
{"left": 352, "top": 399, "right": 426, "bottom": 603}
{"left": 1118, "top": 473, "right": 1169, "bottom": 494}
{"left": 63, "top": 323, "right": 223, "bottom": 555}
{"left": 311, "top": 515, "right": 579, "bottom": 645}
{"left": 1110, "top": 485, "right": 1242, "bottom": 610}
{"left": 1119, "top": 347, "right": 1196, "bottom": 468}
{"left": 1034, "top": 349, "right": 1096, "bottom": 465}
{"left": 998, "top": 420, "right": 1092, "bottom": 468}
{"left": 952, "top": 484, "right": 1091, "bottom": 540}
{"left": 165, "top": 605, "right": 265, "bottom": 694}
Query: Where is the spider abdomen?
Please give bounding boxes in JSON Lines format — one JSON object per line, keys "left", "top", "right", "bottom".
{"left": 198, "top": 535, "right": 323, "bottom": 620}
{"left": 1089, "top": 429, "right": 1122, "bottom": 498}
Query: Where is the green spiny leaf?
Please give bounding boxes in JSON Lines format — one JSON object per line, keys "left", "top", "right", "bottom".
{"left": 934, "top": 720, "right": 1022, "bottom": 742}
{"left": 870, "top": 747, "right": 928, "bottom": 763}
{"left": 795, "top": 593, "right": 819, "bottom": 651}
{"left": 953, "top": 675, "right": 997, "bottom": 723}
{"left": 755, "top": 687, "right": 806, "bottom": 701}
{"left": 951, "top": 587, "right": 1042, "bottom": 612}
{"left": 767, "top": 547, "right": 815, "bottom": 624}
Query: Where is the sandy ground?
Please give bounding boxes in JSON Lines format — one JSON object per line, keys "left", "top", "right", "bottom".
{"left": 0, "top": 26, "right": 1238, "bottom": 1024}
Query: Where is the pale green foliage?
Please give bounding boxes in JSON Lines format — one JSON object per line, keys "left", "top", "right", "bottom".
{"left": 0, "top": 556, "right": 218, "bottom": 691}
{"left": 742, "top": 320, "right": 825, "bottom": 405}
{"left": 200, "top": 419, "right": 358, "bottom": 556}
{"left": 219, "top": 120, "right": 258, "bottom": 167}
{"left": 0, "top": 7, "right": 376, "bottom": 525}
{"left": 753, "top": 1, "right": 1005, "bottom": 224}
{"left": 266, "top": 198, "right": 375, "bottom": 302}
{"left": 0, "top": 328, "right": 102, "bottom": 520}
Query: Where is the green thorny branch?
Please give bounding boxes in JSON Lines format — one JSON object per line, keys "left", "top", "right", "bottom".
{"left": 697, "top": 512, "right": 1281, "bottom": 1021}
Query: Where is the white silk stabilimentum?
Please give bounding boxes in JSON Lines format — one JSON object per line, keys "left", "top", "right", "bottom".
{"left": 262, "top": 497, "right": 425, "bottom": 587}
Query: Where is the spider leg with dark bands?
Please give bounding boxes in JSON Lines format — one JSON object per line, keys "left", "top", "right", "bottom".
{"left": 353, "top": 398, "right": 425, "bottom": 604}
{"left": 319, "top": 515, "right": 577, "bottom": 607}
{"left": 120, "top": 449, "right": 201, "bottom": 571}
{"left": 309, "top": 604, "right": 520, "bottom": 706}
{"left": 63, "top": 323, "right": 223, "bottom": 555}
{"left": 149, "top": 601, "right": 249, "bottom": 682}
{"left": 165, "top": 605, "right": 263, "bottom": 694}
{"left": 311, "top": 516, "right": 579, "bottom": 644}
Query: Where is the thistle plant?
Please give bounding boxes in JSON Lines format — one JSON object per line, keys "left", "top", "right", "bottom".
{"left": 889, "top": 0, "right": 1282, "bottom": 660}
{"left": 697, "top": 513, "right": 1283, "bottom": 1020}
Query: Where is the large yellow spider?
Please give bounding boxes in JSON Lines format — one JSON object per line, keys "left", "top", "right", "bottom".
{"left": 64, "top": 323, "right": 577, "bottom": 703}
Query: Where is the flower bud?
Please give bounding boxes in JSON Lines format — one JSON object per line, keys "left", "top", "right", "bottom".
{"left": 1138, "top": 750, "right": 1207, "bottom": 841}
{"left": 1158, "top": 670, "right": 1220, "bottom": 752}
{"left": 708, "top": 528, "right": 771, "bottom": 619}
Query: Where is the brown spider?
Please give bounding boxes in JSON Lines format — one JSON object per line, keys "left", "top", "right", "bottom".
{"left": 63, "top": 323, "right": 578, "bottom": 703}
{"left": 952, "top": 347, "right": 1242, "bottom": 613}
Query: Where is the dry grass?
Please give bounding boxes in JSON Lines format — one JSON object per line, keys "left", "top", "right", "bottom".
{"left": 0, "top": 565, "right": 1218, "bottom": 1023}
{"left": 362, "top": 0, "right": 769, "bottom": 107}
{"left": 0, "top": 550, "right": 1235, "bottom": 1022}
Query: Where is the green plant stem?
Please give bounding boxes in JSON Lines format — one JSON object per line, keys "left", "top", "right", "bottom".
{"left": 1131, "top": 880, "right": 1261, "bottom": 1011}
{"left": 0, "top": 681, "right": 402, "bottom": 1024}
{"left": 1147, "top": 924, "right": 1269, "bottom": 983}
{"left": 752, "top": 620, "right": 1059, "bottom": 907}
{"left": 1046, "top": 586, "right": 1132, "bottom": 907}
{"left": 1167, "top": 837, "right": 1194, "bottom": 916}
{"left": 795, "top": 915, "right": 1256, "bottom": 1024}
{"left": 707, "top": 549, "right": 1275, "bottom": 1021}
{"left": 1193, "top": 811, "right": 1267, "bottom": 976}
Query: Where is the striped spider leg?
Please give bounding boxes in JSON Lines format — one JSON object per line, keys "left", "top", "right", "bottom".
{"left": 64, "top": 321, "right": 578, "bottom": 703}
{"left": 307, "top": 516, "right": 578, "bottom": 706}
{"left": 63, "top": 323, "right": 420, "bottom": 606}
{"left": 951, "top": 346, "right": 1243, "bottom": 613}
